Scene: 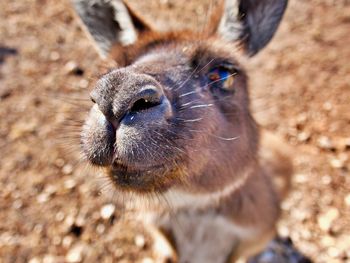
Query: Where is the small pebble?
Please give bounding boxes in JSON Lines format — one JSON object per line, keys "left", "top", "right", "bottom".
{"left": 62, "top": 164, "right": 73, "bottom": 175}
{"left": 321, "top": 175, "right": 332, "bottom": 185}
{"left": 100, "top": 204, "right": 115, "bottom": 220}
{"left": 52, "top": 236, "right": 61, "bottom": 246}
{"left": 142, "top": 258, "right": 154, "bottom": 263}
{"left": 96, "top": 224, "right": 105, "bottom": 234}
{"left": 45, "top": 184, "right": 57, "bottom": 195}
{"left": 278, "top": 225, "right": 290, "bottom": 237}
{"left": 12, "top": 199, "right": 23, "bottom": 209}
{"left": 66, "top": 244, "right": 85, "bottom": 262}
{"left": 134, "top": 234, "right": 146, "bottom": 248}
{"left": 321, "top": 235, "right": 335, "bottom": 247}
{"left": 296, "top": 113, "right": 308, "bottom": 126}
{"left": 64, "top": 215, "right": 75, "bottom": 230}
{"left": 317, "top": 136, "right": 335, "bottom": 151}
{"left": 28, "top": 258, "right": 40, "bottom": 263}
{"left": 321, "top": 194, "right": 333, "bottom": 206}
{"left": 114, "top": 248, "right": 124, "bottom": 258}
{"left": 62, "top": 236, "right": 73, "bottom": 248}
{"left": 55, "top": 158, "right": 65, "bottom": 168}
{"left": 50, "top": 51, "right": 60, "bottom": 61}
{"left": 64, "top": 61, "right": 79, "bottom": 74}
{"left": 75, "top": 215, "right": 85, "bottom": 227}
{"left": 43, "top": 255, "right": 56, "bottom": 263}
{"left": 64, "top": 179, "right": 77, "bottom": 189}
{"left": 328, "top": 247, "right": 340, "bottom": 258}
{"left": 329, "top": 158, "right": 345, "bottom": 169}
{"left": 345, "top": 194, "right": 350, "bottom": 207}
{"left": 295, "top": 173, "right": 308, "bottom": 184}
{"left": 297, "top": 131, "right": 311, "bottom": 142}
{"left": 33, "top": 224, "right": 43, "bottom": 234}
{"left": 55, "top": 211, "right": 65, "bottom": 222}
{"left": 9, "top": 120, "right": 38, "bottom": 140}
{"left": 12, "top": 190, "right": 21, "bottom": 199}
{"left": 318, "top": 208, "right": 339, "bottom": 232}
{"left": 78, "top": 79, "right": 89, "bottom": 89}
{"left": 37, "top": 193, "right": 49, "bottom": 203}
{"left": 322, "top": 101, "right": 333, "bottom": 111}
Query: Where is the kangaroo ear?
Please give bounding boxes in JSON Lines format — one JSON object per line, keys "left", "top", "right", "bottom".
{"left": 72, "top": 0, "right": 151, "bottom": 59}
{"left": 217, "top": 0, "right": 288, "bottom": 56}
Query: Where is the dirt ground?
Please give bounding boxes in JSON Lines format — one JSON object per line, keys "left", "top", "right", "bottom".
{"left": 0, "top": 0, "right": 349, "bottom": 262}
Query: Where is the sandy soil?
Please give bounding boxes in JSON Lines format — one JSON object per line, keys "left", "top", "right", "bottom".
{"left": 0, "top": 0, "right": 349, "bottom": 262}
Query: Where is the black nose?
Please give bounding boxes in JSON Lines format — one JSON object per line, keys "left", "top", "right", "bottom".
{"left": 90, "top": 71, "right": 172, "bottom": 127}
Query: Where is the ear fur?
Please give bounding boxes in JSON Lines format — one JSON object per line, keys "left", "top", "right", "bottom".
{"left": 217, "top": 0, "right": 288, "bottom": 56}
{"left": 71, "top": 0, "right": 151, "bottom": 59}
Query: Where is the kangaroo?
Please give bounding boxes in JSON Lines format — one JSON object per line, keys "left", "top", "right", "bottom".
{"left": 71, "top": 0, "right": 297, "bottom": 262}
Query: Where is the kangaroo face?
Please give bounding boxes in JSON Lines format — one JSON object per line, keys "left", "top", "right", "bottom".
{"left": 73, "top": 0, "right": 287, "bottom": 195}
{"left": 81, "top": 36, "right": 257, "bottom": 193}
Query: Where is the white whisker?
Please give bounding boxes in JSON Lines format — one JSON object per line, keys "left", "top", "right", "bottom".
{"left": 189, "top": 129, "right": 240, "bottom": 141}
{"left": 180, "top": 101, "right": 196, "bottom": 107}
{"left": 189, "top": 104, "right": 213, "bottom": 109}
{"left": 179, "top": 90, "right": 197, "bottom": 98}
{"left": 177, "top": 117, "right": 203, "bottom": 123}
{"left": 211, "top": 135, "right": 240, "bottom": 141}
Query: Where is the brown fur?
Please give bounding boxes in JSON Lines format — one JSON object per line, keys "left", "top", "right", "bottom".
{"left": 109, "top": 31, "right": 206, "bottom": 66}
{"left": 73, "top": 0, "right": 291, "bottom": 262}
{"left": 81, "top": 31, "right": 292, "bottom": 262}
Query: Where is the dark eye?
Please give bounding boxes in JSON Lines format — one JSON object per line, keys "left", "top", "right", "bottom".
{"left": 207, "top": 66, "right": 237, "bottom": 91}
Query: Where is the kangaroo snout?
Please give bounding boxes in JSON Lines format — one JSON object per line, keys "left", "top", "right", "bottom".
{"left": 91, "top": 70, "right": 173, "bottom": 128}
{"left": 82, "top": 69, "right": 178, "bottom": 191}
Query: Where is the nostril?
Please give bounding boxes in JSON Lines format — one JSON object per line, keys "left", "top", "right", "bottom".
{"left": 129, "top": 87, "right": 163, "bottom": 113}
{"left": 130, "top": 98, "right": 161, "bottom": 113}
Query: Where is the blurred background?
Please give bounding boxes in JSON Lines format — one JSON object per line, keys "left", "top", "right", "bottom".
{"left": 0, "top": 0, "right": 349, "bottom": 262}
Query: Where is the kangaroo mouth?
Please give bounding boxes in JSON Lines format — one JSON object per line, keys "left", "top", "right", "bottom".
{"left": 107, "top": 161, "right": 175, "bottom": 193}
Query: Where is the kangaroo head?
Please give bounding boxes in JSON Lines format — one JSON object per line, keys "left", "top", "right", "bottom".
{"left": 73, "top": 0, "right": 287, "bottom": 195}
